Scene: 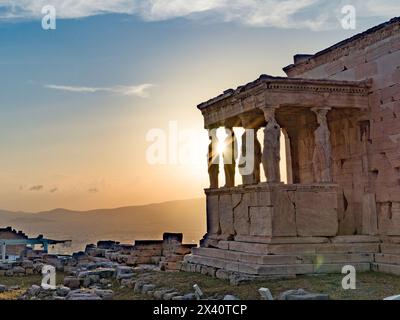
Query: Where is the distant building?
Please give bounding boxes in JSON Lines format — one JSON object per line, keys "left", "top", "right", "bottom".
{"left": 0, "top": 227, "right": 28, "bottom": 260}
{"left": 0, "top": 226, "right": 70, "bottom": 263}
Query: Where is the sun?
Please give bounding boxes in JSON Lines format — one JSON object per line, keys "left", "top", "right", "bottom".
{"left": 217, "top": 141, "right": 226, "bottom": 154}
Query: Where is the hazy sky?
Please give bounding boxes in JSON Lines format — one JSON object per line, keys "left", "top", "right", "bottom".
{"left": 0, "top": 0, "right": 397, "bottom": 212}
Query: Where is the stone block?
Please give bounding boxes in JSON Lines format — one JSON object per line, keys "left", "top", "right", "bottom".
{"left": 272, "top": 190, "right": 297, "bottom": 236}
{"left": 279, "top": 289, "right": 329, "bottom": 300}
{"left": 219, "top": 194, "right": 235, "bottom": 237}
{"left": 233, "top": 193, "right": 250, "bottom": 236}
{"left": 64, "top": 277, "right": 80, "bottom": 290}
{"left": 295, "top": 191, "right": 338, "bottom": 237}
{"left": 206, "top": 195, "right": 220, "bottom": 236}
{"left": 372, "top": 263, "right": 400, "bottom": 275}
{"left": 249, "top": 206, "right": 272, "bottom": 237}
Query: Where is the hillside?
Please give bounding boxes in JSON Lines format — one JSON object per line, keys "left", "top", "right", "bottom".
{"left": 0, "top": 198, "right": 206, "bottom": 253}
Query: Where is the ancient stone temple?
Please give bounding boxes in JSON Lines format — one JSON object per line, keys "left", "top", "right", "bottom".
{"left": 183, "top": 17, "right": 400, "bottom": 278}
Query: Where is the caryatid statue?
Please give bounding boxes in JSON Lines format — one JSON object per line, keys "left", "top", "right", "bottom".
{"left": 223, "top": 127, "right": 237, "bottom": 188}
{"left": 312, "top": 108, "right": 332, "bottom": 183}
{"left": 207, "top": 129, "right": 219, "bottom": 189}
{"left": 261, "top": 107, "right": 281, "bottom": 183}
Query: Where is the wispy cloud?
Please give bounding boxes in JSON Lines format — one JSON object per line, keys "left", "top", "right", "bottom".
{"left": 29, "top": 185, "right": 44, "bottom": 191}
{"left": 44, "top": 83, "right": 155, "bottom": 98}
{"left": 0, "top": 0, "right": 398, "bottom": 30}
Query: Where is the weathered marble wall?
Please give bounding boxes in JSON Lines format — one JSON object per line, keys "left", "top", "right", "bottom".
{"left": 285, "top": 23, "right": 400, "bottom": 236}
{"left": 205, "top": 184, "right": 341, "bottom": 241}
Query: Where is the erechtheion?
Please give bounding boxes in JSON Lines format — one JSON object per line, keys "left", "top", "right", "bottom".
{"left": 183, "top": 17, "right": 400, "bottom": 278}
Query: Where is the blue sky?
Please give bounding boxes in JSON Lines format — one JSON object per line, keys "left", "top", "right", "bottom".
{"left": 0, "top": 1, "right": 398, "bottom": 211}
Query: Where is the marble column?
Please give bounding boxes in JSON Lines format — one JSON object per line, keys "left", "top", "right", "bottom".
{"left": 207, "top": 128, "right": 219, "bottom": 189}
{"left": 238, "top": 114, "right": 261, "bottom": 185}
{"left": 261, "top": 107, "right": 281, "bottom": 183}
{"left": 223, "top": 127, "right": 237, "bottom": 188}
{"left": 312, "top": 107, "right": 332, "bottom": 183}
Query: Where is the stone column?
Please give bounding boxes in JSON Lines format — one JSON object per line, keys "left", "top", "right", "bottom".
{"left": 207, "top": 128, "right": 219, "bottom": 189}
{"left": 312, "top": 108, "right": 332, "bottom": 183}
{"left": 222, "top": 127, "right": 237, "bottom": 188}
{"left": 261, "top": 107, "right": 281, "bottom": 183}
{"left": 238, "top": 114, "right": 261, "bottom": 185}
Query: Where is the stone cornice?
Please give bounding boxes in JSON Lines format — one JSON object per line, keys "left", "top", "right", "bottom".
{"left": 198, "top": 75, "right": 370, "bottom": 127}
{"left": 283, "top": 17, "right": 400, "bottom": 76}
{"left": 198, "top": 75, "right": 370, "bottom": 111}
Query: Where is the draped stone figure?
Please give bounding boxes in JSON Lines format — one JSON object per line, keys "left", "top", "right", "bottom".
{"left": 262, "top": 109, "right": 281, "bottom": 183}
{"left": 223, "top": 127, "right": 237, "bottom": 188}
{"left": 312, "top": 108, "right": 332, "bottom": 183}
{"left": 208, "top": 131, "right": 219, "bottom": 189}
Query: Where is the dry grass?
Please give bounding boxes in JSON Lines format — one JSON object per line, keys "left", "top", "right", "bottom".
{"left": 2, "top": 271, "right": 400, "bottom": 300}
{"left": 112, "top": 271, "right": 400, "bottom": 300}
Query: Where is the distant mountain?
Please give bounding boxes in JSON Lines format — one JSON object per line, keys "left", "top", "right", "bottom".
{"left": 0, "top": 198, "right": 206, "bottom": 253}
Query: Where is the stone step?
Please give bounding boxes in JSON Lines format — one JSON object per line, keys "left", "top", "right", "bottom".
{"left": 185, "top": 254, "right": 371, "bottom": 276}
{"left": 330, "top": 235, "right": 380, "bottom": 243}
{"left": 371, "top": 263, "right": 400, "bottom": 276}
{"left": 216, "top": 241, "right": 379, "bottom": 255}
{"left": 192, "top": 247, "right": 374, "bottom": 265}
{"left": 233, "top": 236, "right": 330, "bottom": 244}
{"left": 193, "top": 247, "right": 303, "bottom": 265}
{"left": 380, "top": 243, "right": 400, "bottom": 254}
{"left": 375, "top": 253, "right": 400, "bottom": 265}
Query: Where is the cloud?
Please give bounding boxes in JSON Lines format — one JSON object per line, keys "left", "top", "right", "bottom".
{"left": 29, "top": 185, "right": 44, "bottom": 191}
{"left": 0, "top": 0, "right": 398, "bottom": 30}
{"left": 44, "top": 83, "right": 155, "bottom": 98}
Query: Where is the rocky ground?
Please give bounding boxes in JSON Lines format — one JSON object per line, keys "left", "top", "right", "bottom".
{"left": 1, "top": 233, "right": 400, "bottom": 300}
{"left": 1, "top": 270, "right": 400, "bottom": 300}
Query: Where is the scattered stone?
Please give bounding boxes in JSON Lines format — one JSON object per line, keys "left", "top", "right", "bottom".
{"left": 163, "top": 292, "right": 179, "bottom": 300}
{"left": 12, "top": 266, "right": 25, "bottom": 275}
{"left": 67, "top": 292, "right": 102, "bottom": 300}
{"left": 142, "top": 284, "right": 156, "bottom": 294}
{"left": 120, "top": 278, "right": 134, "bottom": 288}
{"left": 230, "top": 274, "right": 251, "bottom": 286}
{"left": 133, "top": 264, "right": 160, "bottom": 272}
{"left": 8, "top": 285, "right": 20, "bottom": 291}
{"left": 384, "top": 294, "right": 400, "bottom": 300}
{"left": 259, "top": 288, "right": 274, "bottom": 300}
{"left": 93, "top": 289, "right": 114, "bottom": 300}
{"left": 223, "top": 295, "right": 240, "bottom": 300}
{"left": 56, "top": 286, "right": 71, "bottom": 297}
{"left": 0, "top": 285, "right": 6, "bottom": 293}
{"left": 21, "top": 260, "right": 34, "bottom": 269}
{"left": 28, "top": 285, "right": 42, "bottom": 296}
{"left": 134, "top": 281, "right": 145, "bottom": 293}
{"left": 0, "top": 263, "right": 11, "bottom": 270}
{"left": 193, "top": 284, "right": 204, "bottom": 300}
{"left": 153, "top": 289, "right": 174, "bottom": 300}
{"left": 182, "top": 293, "right": 197, "bottom": 300}
{"left": 279, "top": 289, "right": 330, "bottom": 300}
{"left": 64, "top": 276, "right": 81, "bottom": 290}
